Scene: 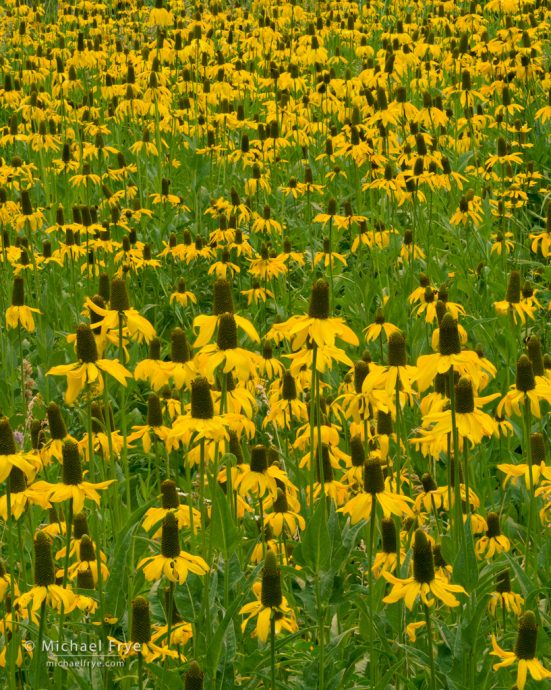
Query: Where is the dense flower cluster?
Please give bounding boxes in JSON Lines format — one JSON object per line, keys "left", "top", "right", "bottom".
{"left": 0, "top": 0, "right": 549, "bottom": 688}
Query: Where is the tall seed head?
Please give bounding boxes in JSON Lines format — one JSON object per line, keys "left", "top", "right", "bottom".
{"left": 76, "top": 324, "right": 98, "bottom": 363}
{"left": 308, "top": 279, "right": 330, "bottom": 320}
{"left": 514, "top": 611, "right": 538, "bottom": 660}
{"left": 190, "top": 377, "right": 214, "bottom": 419}
{"left": 217, "top": 313, "right": 237, "bottom": 350}
{"left": 161, "top": 512, "right": 180, "bottom": 558}
{"left": 47, "top": 402, "right": 67, "bottom": 440}
{"left": 161, "top": 480, "right": 179, "bottom": 509}
{"left": 213, "top": 278, "right": 234, "bottom": 315}
{"left": 34, "top": 531, "right": 56, "bottom": 586}
{"left": 439, "top": 313, "right": 461, "bottom": 355}
{"left": 363, "top": 455, "right": 385, "bottom": 494}
{"left": 413, "top": 529, "right": 435, "bottom": 583}
{"left": 381, "top": 518, "right": 397, "bottom": 553}
{"left": 515, "top": 355, "right": 535, "bottom": 392}
{"left": 62, "top": 440, "right": 83, "bottom": 485}
{"left": 131, "top": 596, "right": 152, "bottom": 644}
{"left": 0, "top": 417, "right": 17, "bottom": 456}
{"left": 388, "top": 331, "right": 406, "bottom": 366}
{"left": 505, "top": 270, "right": 521, "bottom": 304}
{"left": 11, "top": 277, "right": 25, "bottom": 306}
{"left": 455, "top": 377, "right": 474, "bottom": 413}
{"left": 261, "top": 550, "right": 282, "bottom": 608}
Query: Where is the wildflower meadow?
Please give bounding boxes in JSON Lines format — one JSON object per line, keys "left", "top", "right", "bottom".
{"left": 0, "top": 0, "right": 550, "bottom": 688}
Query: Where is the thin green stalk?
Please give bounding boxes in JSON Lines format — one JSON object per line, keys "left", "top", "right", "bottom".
{"left": 448, "top": 366, "right": 465, "bottom": 553}
{"left": 270, "top": 613, "right": 276, "bottom": 690}
{"left": 523, "top": 397, "right": 534, "bottom": 572}
{"left": 367, "top": 496, "right": 377, "bottom": 688}
{"left": 424, "top": 604, "right": 436, "bottom": 690}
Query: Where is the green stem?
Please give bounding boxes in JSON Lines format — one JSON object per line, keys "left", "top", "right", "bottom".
{"left": 424, "top": 604, "right": 436, "bottom": 690}
{"left": 523, "top": 397, "right": 534, "bottom": 573}
{"left": 270, "top": 613, "right": 276, "bottom": 690}
{"left": 367, "top": 496, "right": 377, "bottom": 688}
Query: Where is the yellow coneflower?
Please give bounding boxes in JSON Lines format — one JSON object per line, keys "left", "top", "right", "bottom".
{"left": 5, "top": 276, "right": 41, "bottom": 332}
{"left": 491, "top": 612, "right": 551, "bottom": 689}
{"left": 47, "top": 324, "right": 131, "bottom": 405}
{"left": 86, "top": 278, "right": 156, "bottom": 344}
{"left": 488, "top": 570, "right": 524, "bottom": 617}
{"left": 339, "top": 455, "right": 414, "bottom": 522}
{"left": 110, "top": 597, "right": 178, "bottom": 662}
{"left": 142, "top": 480, "right": 201, "bottom": 537}
{"left": 494, "top": 270, "right": 535, "bottom": 324}
{"left": 474, "top": 512, "right": 510, "bottom": 558}
{"left": 14, "top": 531, "right": 79, "bottom": 623}
{"left": 32, "top": 440, "right": 113, "bottom": 514}
{"left": 383, "top": 530, "right": 466, "bottom": 610}
{"left": 272, "top": 279, "right": 359, "bottom": 351}
{"left": 0, "top": 416, "right": 40, "bottom": 483}
{"left": 240, "top": 551, "right": 297, "bottom": 643}
{"left": 137, "top": 513, "right": 208, "bottom": 584}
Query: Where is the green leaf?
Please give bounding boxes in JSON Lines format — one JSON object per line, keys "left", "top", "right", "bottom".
{"left": 209, "top": 483, "right": 240, "bottom": 557}
{"left": 103, "top": 497, "right": 157, "bottom": 620}
{"left": 452, "top": 517, "right": 479, "bottom": 592}
{"left": 299, "top": 499, "right": 331, "bottom": 571}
